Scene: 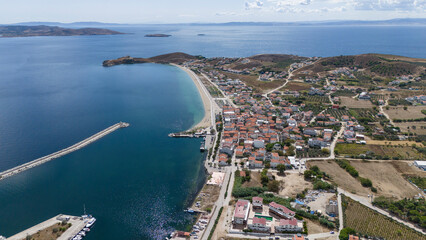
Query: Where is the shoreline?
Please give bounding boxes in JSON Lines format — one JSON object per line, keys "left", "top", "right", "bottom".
{"left": 171, "top": 64, "right": 212, "bottom": 132}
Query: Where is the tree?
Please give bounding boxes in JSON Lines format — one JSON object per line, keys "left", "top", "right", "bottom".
{"left": 277, "top": 164, "right": 286, "bottom": 174}
{"left": 267, "top": 180, "right": 280, "bottom": 193}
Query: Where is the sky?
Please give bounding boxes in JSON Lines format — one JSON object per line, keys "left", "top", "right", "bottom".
{"left": 0, "top": 0, "right": 425, "bottom": 24}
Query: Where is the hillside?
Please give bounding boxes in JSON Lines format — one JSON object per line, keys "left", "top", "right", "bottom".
{"left": 0, "top": 25, "right": 123, "bottom": 38}
{"left": 102, "top": 52, "right": 198, "bottom": 67}
{"left": 294, "top": 54, "right": 426, "bottom": 78}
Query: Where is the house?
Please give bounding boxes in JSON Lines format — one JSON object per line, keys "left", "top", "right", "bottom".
{"left": 252, "top": 197, "right": 263, "bottom": 209}
{"left": 275, "top": 218, "right": 302, "bottom": 232}
{"left": 359, "top": 92, "right": 371, "bottom": 100}
{"left": 303, "top": 128, "right": 317, "bottom": 136}
{"left": 248, "top": 217, "right": 271, "bottom": 232}
{"left": 233, "top": 200, "right": 251, "bottom": 225}
{"left": 253, "top": 139, "right": 265, "bottom": 148}
{"left": 349, "top": 235, "right": 359, "bottom": 240}
{"left": 218, "top": 154, "right": 229, "bottom": 166}
{"left": 308, "top": 138, "right": 328, "bottom": 148}
{"left": 269, "top": 202, "right": 295, "bottom": 219}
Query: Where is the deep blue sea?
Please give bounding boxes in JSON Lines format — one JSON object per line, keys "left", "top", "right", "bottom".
{"left": 0, "top": 24, "right": 425, "bottom": 239}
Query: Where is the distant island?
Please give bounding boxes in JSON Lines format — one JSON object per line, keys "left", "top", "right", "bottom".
{"left": 144, "top": 34, "right": 171, "bottom": 37}
{"left": 0, "top": 25, "right": 123, "bottom": 38}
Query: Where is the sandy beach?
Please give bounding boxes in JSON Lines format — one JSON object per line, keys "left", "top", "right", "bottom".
{"left": 172, "top": 64, "right": 213, "bottom": 131}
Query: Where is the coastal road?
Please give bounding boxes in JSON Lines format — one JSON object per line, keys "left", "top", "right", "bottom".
{"left": 201, "top": 72, "right": 238, "bottom": 109}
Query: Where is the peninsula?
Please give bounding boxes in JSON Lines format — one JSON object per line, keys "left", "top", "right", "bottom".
{"left": 103, "top": 52, "right": 426, "bottom": 240}
{"left": 0, "top": 25, "right": 123, "bottom": 38}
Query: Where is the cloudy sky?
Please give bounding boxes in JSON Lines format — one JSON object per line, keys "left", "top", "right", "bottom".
{"left": 1, "top": 0, "right": 425, "bottom": 24}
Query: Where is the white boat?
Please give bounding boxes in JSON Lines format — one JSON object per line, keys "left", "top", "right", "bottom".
{"left": 85, "top": 217, "right": 96, "bottom": 228}
{"left": 83, "top": 228, "right": 90, "bottom": 232}
{"left": 79, "top": 231, "right": 86, "bottom": 237}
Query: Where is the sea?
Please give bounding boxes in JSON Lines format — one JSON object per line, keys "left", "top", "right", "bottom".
{"left": 0, "top": 24, "right": 425, "bottom": 239}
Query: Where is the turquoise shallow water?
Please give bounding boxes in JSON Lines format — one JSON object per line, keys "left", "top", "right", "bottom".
{"left": 0, "top": 24, "right": 425, "bottom": 239}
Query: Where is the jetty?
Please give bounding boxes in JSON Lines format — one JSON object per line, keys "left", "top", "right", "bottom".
{"left": 6, "top": 214, "right": 94, "bottom": 240}
{"left": 0, "top": 122, "right": 130, "bottom": 181}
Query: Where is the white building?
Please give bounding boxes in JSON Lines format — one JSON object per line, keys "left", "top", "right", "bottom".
{"left": 269, "top": 202, "right": 295, "bottom": 219}
{"left": 248, "top": 217, "right": 271, "bottom": 232}
{"left": 275, "top": 218, "right": 303, "bottom": 233}
{"left": 414, "top": 161, "right": 426, "bottom": 171}
{"left": 233, "top": 200, "right": 251, "bottom": 225}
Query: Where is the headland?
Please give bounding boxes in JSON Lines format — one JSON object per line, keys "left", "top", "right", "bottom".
{"left": 0, "top": 25, "right": 124, "bottom": 38}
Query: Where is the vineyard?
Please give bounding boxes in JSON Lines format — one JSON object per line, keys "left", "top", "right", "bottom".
{"left": 343, "top": 196, "right": 426, "bottom": 240}
{"left": 304, "top": 95, "right": 331, "bottom": 104}
{"left": 331, "top": 90, "right": 357, "bottom": 97}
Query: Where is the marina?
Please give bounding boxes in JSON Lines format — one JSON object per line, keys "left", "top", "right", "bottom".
{"left": 0, "top": 122, "right": 129, "bottom": 181}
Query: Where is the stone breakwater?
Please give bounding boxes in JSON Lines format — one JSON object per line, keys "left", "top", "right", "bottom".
{"left": 0, "top": 122, "right": 130, "bottom": 181}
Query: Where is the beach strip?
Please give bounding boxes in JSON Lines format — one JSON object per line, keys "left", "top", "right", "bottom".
{"left": 171, "top": 64, "right": 213, "bottom": 131}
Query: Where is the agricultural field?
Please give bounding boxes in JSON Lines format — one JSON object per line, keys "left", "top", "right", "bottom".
{"left": 348, "top": 108, "right": 382, "bottom": 121}
{"left": 384, "top": 105, "right": 426, "bottom": 120}
{"left": 281, "top": 81, "right": 312, "bottom": 91}
{"left": 342, "top": 196, "right": 426, "bottom": 240}
{"left": 365, "top": 140, "right": 424, "bottom": 147}
{"left": 218, "top": 70, "right": 286, "bottom": 92}
{"left": 350, "top": 161, "right": 423, "bottom": 199}
{"left": 394, "top": 122, "right": 426, "bottom": 135}
{"left": 335, "top": 143, "right": 424, "bottom": 160}
{"left": 308, "top": 160, "right": 371, "bottom": 196}
{"left": 304, "top": 95, "right": 331, "bottom": 104}
{"left": 331, "top": 90, "right": 357, "bottom": 97}
{"left": 340, "top": 97, "right": 374, "bottom": 108}
{"left": 275, "top": 172, "right": 312, "bottom": 197}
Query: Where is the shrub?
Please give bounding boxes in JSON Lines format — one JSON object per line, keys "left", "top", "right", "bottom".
{"left": 359, "top": 177, "right": 372, "bottom": 187}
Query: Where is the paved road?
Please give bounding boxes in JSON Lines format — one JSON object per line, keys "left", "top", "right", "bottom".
{"left": 201, "top": 72, "right": 238, "bottom": 109}
{"left": 338, "top": 188, "right": 424, "bottom": 234}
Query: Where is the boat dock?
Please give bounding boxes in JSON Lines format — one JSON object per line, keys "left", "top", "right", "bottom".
{"left": 6, "top": 214, "right": 91, "bottom": 240}
{"left": 0, "top": 122, "right": 130, "bottom": 181}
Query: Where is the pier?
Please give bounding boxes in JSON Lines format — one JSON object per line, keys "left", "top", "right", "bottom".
{"left": 0, "top": 122, "right": 130, "bottom": 181}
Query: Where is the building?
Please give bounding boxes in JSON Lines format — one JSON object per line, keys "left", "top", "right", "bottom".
{"left": 275, "top": 218, "right": 302, "bottom": 232}
{"left": 414, "top": 161, "right": 426, "bottom": 171}
{"left": 326, "top": 200, "right": 338, "bottom": 217}
{"left": 248, "top": 217, "right": 271, "bottom": 232}
{"left": 233, "top": 200, "right": 251, "bottom": 225}
{"left": 269, "top": 202, "right": 295, "bottom": 219}
{"left": 252, "top": 197, "right": 263, "bottom": 209}
{"left": 349, "top": 235, "right": 359, "bottom": 240}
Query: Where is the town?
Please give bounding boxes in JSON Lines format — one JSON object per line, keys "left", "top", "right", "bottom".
{"left": 170, "top": 53, "right": 426, "bottom": 240}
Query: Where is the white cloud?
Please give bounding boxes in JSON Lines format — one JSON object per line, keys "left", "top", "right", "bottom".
{"left": 352, "top": 0, "right": 426, "bottom": 11}
{"left": 215, "top": 11, "right": 238, "bottom": 16}
{"left": 245, "top": 0, "right": 264, "bottom": 10}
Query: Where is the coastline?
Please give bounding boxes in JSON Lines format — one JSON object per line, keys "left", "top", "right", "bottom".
{"left": 171, "top": 64, "right": 212, "bottom": 131}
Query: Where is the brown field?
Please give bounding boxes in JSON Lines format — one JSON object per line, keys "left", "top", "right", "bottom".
{"left": 27, "top": 222, "right": 71, "bottom": 240}
{"left": 242, "top": 171, "right": 262, "bottom": 188}
{"left": 384, "top": 105, "right": 426, "bottom": 120}
{"left": 309, "top": 160, "right": 425, "bottom": 199}
{"left": 281, "top": 81, "right": 312, "bottom": 91}
{"left": 193, "top": 184, "right": 221, "bottom": 211}
{"left": 308, "top": 160, "right": 370, "bottom": 196}
{"left": 218, "top": 71, "right": 286, "bottom": 92}
{"left": 350, "top": 161, "right": 423, "bottom": 199}
{"left": 394, "top": 122, "right": 426, "bottom": 135}
{"left": 340, "top": 97, "right": 373, "bottom": 108}
{"left": 275, "top": 172, "right": 312, "bottom": 197}
{"left": 365, "top": 140, "right": 424, "bottom": 147}
{"left": 306, "top": 219, "right": 331, "bottom": 234}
